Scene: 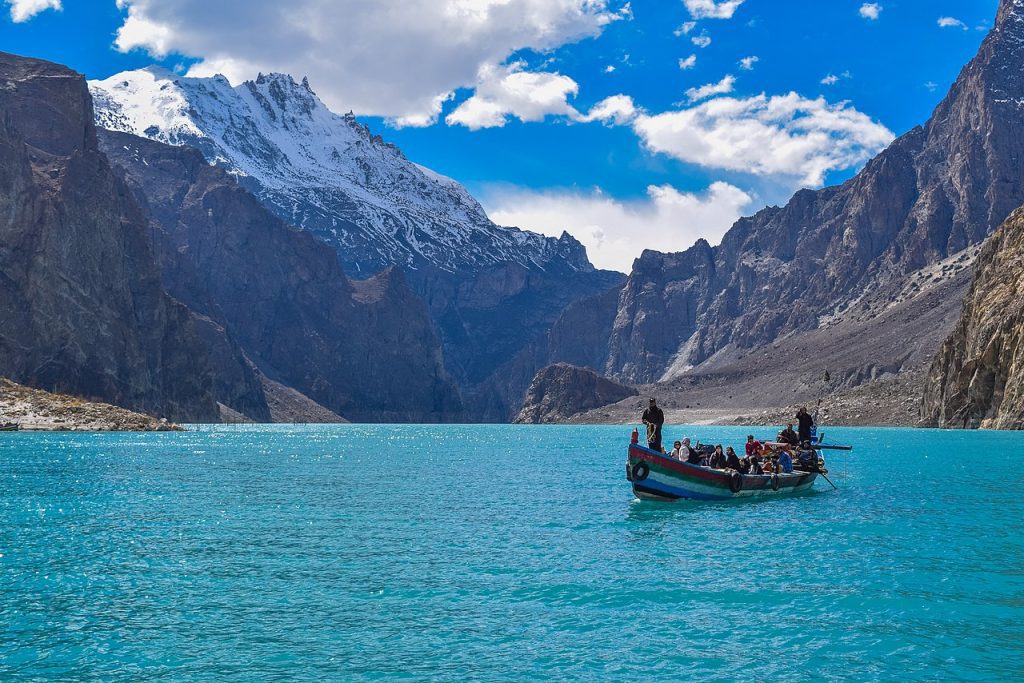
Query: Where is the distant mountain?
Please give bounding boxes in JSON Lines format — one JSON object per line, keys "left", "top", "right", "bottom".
{"left": 599, "top": 0, "right": 1024, "bottom": 390}
{"left": 99, "top": 130, "right": 462, "bottom": 422}
{"left": 90, "top": 68, "right": 623, "bottom": 420}
{"left": 0, "top": 52, "right": 218, "bottom": 421}
{"left": 89, "top": 68, "right": 591, "bottom": 277}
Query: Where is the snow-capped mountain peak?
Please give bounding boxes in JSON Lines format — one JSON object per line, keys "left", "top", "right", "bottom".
{"left": 90, "top": 68, "right": 593, "bottom": 275}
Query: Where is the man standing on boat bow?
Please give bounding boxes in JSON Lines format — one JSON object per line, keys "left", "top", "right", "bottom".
{"left": 642, "top": 398, "right": 665, "bottom": 452}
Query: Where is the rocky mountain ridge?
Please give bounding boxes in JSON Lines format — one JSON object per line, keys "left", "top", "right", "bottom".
{"left": 90, "top": 66, "right": 623, "bottom": 420}
{"left": 89, "top": 67, "right": 592, "bottom": 276}
{"left": 596, "top": 0, "right": 1024, "bottom": 389}
{"left": 100, "top": 129, "right": 462, "bottom": 422}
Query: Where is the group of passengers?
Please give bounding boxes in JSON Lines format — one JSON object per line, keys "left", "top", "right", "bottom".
{"left": 666, "top": 436, "right": 801, "bottom": 474}
{"left": 641, "top": 398, "right": 821, "bottom": 477}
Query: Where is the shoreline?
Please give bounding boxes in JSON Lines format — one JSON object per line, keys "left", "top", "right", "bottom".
{"left": 0, "top": 379, "right": 182, "bottom": 432}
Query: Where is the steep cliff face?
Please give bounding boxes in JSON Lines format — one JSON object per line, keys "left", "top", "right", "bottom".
{"left": 922, "top": 207, "right": 1024, "bottom": 429}
{"left": 89, "top": 68, "right": 621, "bottom": 420}
{"left": 607, "top": 0, "right": 1024, "bottom": 385}
{"left": 99, "top": 130, "right": 462, "bottom": 422}
{"left": 0, "top": 52, "right": 218, "bottom": 421}
{"left": 514, "top": 363, "right": 638, "bottom": 424}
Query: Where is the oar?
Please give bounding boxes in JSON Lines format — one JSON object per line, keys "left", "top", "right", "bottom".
{"left": 815, "top": 468, "right": 838, "bottom": 490}
{"left": 814, "top": 444, "right": 852, "bottom": 451}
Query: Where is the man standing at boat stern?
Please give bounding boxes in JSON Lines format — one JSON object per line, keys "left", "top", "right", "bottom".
{"left": 642, "top": 398, "right": 665, "bottom": 452}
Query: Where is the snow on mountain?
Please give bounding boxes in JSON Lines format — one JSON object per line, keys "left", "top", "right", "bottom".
{"left": 89, "top": 67, "right": 592, "bottom": 274}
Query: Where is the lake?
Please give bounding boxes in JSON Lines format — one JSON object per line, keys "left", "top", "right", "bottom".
{"left": 2, "top": 424, "right": 1023, "bottom": 680}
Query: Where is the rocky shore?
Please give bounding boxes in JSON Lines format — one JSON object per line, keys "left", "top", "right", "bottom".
{"left": 0, "top": 378, "right": 182, "bottom": 431}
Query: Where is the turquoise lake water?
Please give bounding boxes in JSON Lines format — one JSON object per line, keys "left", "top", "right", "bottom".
{"left": 2, "top": 424, "right": 1023, "bottom": 681}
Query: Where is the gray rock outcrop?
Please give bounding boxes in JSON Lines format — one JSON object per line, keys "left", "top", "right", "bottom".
{"left": 0, "top": 52, "right": 219, "bottom": 421}
{"left": 514, "top": 363, "right": 638, "bottom": 424}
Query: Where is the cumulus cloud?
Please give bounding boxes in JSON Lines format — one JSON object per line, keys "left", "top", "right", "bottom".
{"left": 6, "top": 0, "right": 60, "bottom": 22}
{"left": 678, "top": 54, "right": 698, "bottom": 70}
{"left": 580, "top": 94, "right": 638, "bottom": 125}
{"left": 485, "top": 182, "right": 753, "bottom": 272}
{"left": 685, "top": 75, "right": 736, "bottom": 103}
{"left": 445, "top": 62, "right": 580, "bottom": 130}
{"left": 683, "top": 0, "right": 745, "bottom": 20}
{"left": 632, "top": 92, "right": 895, "bottom": 187}
{"left": 937, "top": 16, "right": 967, "bottom": 30}
{"left": 111, "top": 0, "right": 622, "bottom": 124}
{"left": 859, "top": 3, "right": 882, "bottom": 20}
{"left": 739, "top": 56, "right": 759, "bottom": 70}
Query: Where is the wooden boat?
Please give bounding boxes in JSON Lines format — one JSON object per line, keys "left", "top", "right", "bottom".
{"left": 626, "top": 443, "right": 819, "bottom": 501}
{"left": 0, "top": 422, "right": 19, "bottom": 432}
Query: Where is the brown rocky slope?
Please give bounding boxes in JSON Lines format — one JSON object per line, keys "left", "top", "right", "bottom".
{"left": 922, "top": 207, "right": 1024, "bottom": 428}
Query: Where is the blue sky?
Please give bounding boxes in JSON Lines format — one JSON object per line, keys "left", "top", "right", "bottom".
{"left": 0, "top": 0, "right": 1000, "bottom": 270}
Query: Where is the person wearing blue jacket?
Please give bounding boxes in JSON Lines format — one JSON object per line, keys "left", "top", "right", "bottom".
{"left": 778, "top": 449, "right": 794, "bottom": 474}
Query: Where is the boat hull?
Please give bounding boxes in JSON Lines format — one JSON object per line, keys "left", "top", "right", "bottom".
{"left": 627, "top": 444, "right": 817, "bottom": 501}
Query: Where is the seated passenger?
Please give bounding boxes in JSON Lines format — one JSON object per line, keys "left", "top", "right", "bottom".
{"left": 778, "top": 449, "right": 794, "bottom": 473}
{"left": 725, "top": 446, "right": 742, "bottom": 471}
{"left": 797, "top": 441, "right": 817, "bottom": 468}
{"left": 749, "top": 457, "right": 764, "bottom": 475}
{"left": 670, "top": 440, "right": 683, "bottom": 459}
{"left": 676, "top": 438, "right": 697, "bottom": 464}
{"left": 709, "top": 444, "right": 727, "bottom": 469}
{"left": 778, "top": 423, "right": 799, "bottom": 446}
{"left": 745, "top": 434, "right": 761, "bottom": 457}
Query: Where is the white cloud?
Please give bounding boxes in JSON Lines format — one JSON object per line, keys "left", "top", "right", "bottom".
{"left": 632, "top": 92, "right": 895, "bottom": 187}
{"left": 445, "top": 62, "right": 580, "bottom": 130}
{"left": 692, "top": 31, "right": 712, "bottom": 48}
{"left": 111, "top": 0, "right": 622, "bottom": 124}
{"left": 6, "top": 0, "right": 60, "bottom": 22}
{"left": 937, "top": 16, "right": 967, "bottom": 30}
{"left": 820, "top": 71, "right": 850, "bottom": 86}
{"left": 674, "top": 21, "right": 697, "bottom": 36}
{"left": 580, "top": 94, "right": 638, "bottom": 125}
{"left": 683, "top": 0, "right": 745, "bottom": 20}
{"left": 678, "top": 54, "right": 698, "bottom": 70}
{"left": 924, "top": 81, "right": 939, "bottom": 92}
{"left": 485, "top": 182, "right": 753, "bottom": 272}
{"left": 605, "top": 64, "right": 617, "bottom": 73}
{"left": 685, "top": 74, "right": 736, "bottom": 102}
{"left": 739, "top": 55, "right": 759, "bottom": 70}
{"left": 859, "top": 3, "right": 882, "bottom": 20}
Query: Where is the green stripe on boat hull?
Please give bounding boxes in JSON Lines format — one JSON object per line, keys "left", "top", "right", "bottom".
{"left": 627, "top": 444, "right": 818, "bottom": 501}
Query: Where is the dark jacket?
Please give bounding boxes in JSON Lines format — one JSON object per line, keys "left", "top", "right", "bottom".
{"left": 796, "top": 412, "right": 814, "bottom": 436}
{"left": 709, "top": 451, "right": 727, "bottom": 469}
{"left": 726, "top": 452, "right": 742, "bottom": 470}
{"left": 642, "top": 406, "right": 665, "bottom": 427}
{"left": 779, "top": 428, "right": 799, "bottom": 445}
{"left": 684, "top": 447, "right": 701, "bottom": 465}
